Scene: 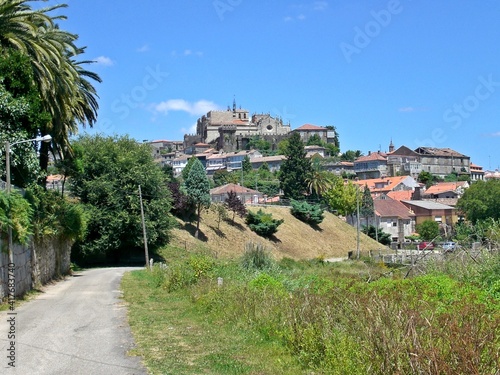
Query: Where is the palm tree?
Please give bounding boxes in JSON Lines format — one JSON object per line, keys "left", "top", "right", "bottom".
{"left": 0, "top": 0, "right": 100, "bottom": 174}
{"left": 306, "top": 157, "right": 335, "bottom": 199}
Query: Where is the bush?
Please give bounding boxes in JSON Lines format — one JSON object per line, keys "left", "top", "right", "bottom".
{"left": 246, "top": 209, "right": 283, "bottom": 237}
{"left": 25, "top": 185, "right": 87, "bottom": 241}
{"left": 0, "top": 190, "right": 33, "bottom": 245}
{"left": 290, "top": 199, "right": 324, "bottom": 225}
{"left": 241, "top": 242, "right": 274, "bottom": 270}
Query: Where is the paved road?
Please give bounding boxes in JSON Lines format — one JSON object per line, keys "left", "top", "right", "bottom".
{"left": 0, "top": 267, "right": 147, "bottom": 375}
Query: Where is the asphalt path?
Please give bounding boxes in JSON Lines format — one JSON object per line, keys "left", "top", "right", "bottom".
{"left": 0, "top": 267, "right": 147, "bottom": 375}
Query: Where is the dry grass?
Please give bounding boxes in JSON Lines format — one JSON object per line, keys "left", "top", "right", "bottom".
{"left": 170, "top": 205, "right": 383, "bottom": 260}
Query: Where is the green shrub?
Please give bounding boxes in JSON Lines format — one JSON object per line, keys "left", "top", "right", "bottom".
{"left": 290, "top": 199, "right": 324, "bottom": 225}
{"left": 246, "top": 209, "right": 283, "bottom": 237}
{"left": 241, "top": 242, "right": 274, "bottom": 270}
{"left": 25, "top": 185, "right": 87, "bottom": 241}
{"left": 0, "top": 190, "right": 33, "bottom": 245}
{"left": 165, "top": 253, "right": 215, "bottom": 292}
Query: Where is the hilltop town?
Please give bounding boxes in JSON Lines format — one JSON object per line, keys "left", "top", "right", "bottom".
{"left": 120, "top": 100, "right": 496, "bottom": 248}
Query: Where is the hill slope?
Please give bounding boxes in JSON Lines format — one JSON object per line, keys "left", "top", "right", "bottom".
{"left": 170, "top": 205, "right": 384, "bottom": 260}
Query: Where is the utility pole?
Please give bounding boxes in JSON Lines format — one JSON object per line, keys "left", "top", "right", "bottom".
{"left": 356, "top": 186, "right": 360, "bottom": 259}
{"left": 138, "top": 185, "right": 150, "bottom": 270}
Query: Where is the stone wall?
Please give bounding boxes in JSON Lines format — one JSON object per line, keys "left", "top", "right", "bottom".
{"left": 0, "top": 237, "right": 72, "bottom": 299}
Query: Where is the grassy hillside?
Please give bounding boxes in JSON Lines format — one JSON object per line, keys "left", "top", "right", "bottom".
{"left": 170, "top": 205, "right": 384, "bottom": 260}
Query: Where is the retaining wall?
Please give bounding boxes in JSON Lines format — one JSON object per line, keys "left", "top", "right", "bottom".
{"left": 0, "top": 237, "right": 72, "bottom": 299}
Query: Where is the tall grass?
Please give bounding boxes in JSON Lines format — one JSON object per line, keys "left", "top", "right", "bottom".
{"left": 145, "top": 246, "right": 500, "bottom": 374}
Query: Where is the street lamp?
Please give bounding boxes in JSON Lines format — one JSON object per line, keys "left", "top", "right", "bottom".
{"left": 5, "top": 135, "right": 52, "bottom": 265}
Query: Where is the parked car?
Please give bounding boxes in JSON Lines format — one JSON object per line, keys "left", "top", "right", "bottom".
{"left": 418, "top": 241, "right": 434, "bottom": 250}
{"left": 442, "top": 242, "right": 458, "bottom": 252}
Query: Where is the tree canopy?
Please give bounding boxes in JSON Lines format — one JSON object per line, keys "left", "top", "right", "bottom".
{"left": 69, "top": 134, "right": 174, "bottom": 264}
{"left": 0, "top": 1, "right": 101, "bottom": 183}
{"left": 456, "top": 180, "right": 500, "bottom": 224}
{"left": 279, "top": 132, "right": 312, "bottom": 200}
{"left": 184, "top": 158, "right": 211, "bottom": 238}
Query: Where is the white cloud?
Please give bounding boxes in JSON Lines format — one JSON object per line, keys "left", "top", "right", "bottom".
{"left": 94, "top": 56, "right": 114, "bottom": 66}
{"left": 180, "top": 122, "right": 198, "bottom": 135}
{"left": 399, "top": 107, "right": 415, "bottom": 112}
{"left": 297, "top": 14, "right": 306, "bottom": 20}
{"left": 137, "top": 44, "right": 150, "bottom": 52}
{"left": 313, "top": 1, "right": 328, "bottom": 11}
{"left": 154, "top": 99, "right": 220, "bottom": 116}
{"left": 284, "top": 16, "right": 293, "bottom": 22}
{"left": 487, "top": 131, "right": 500, "bottom": 137}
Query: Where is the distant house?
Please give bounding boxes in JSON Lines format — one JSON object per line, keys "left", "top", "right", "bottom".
{"left": 210, "top": 183, "right": 262, "bottom": 204}
{"left": 353, "top": 176, "right": 419, "bottom": 197}
{"left": 484, "top": 169, "right": 500, "bottom": 181}
{"left": 250, "top": 155, "right": 286, "bottom": 172}
{"left": 322, "top": 161, "right": 355, "bottom": 176}
{"left": 46, "top": 174, "right": 64, "bottom": 191}
{"left": 401, "top": 200, "right": 459, "bottom": 228}
{"left": 353, "top": 151, "right": 388, "bottom": 179}
{"left": 304, "top": 145, "right": 326, "bottom": 158}
{"left": 423, "top": 181, "right": 469, "bottom": 198}
{"left": 224, "top": 150, "right": 262, "bottom": 171}
{"left": 470, "top": 163, "right": 484, "bottom": 181}
{"left": 386, "top": 145, "right": 422, "bottom": 178}
{"left": 414, "top": 147, "right": 470, "bottom": 178}
{"left": 372, "top": 196, "right": 415, "bottom": 244}
{"left": 293, "top": 124, "right": 337, "bottom": 144}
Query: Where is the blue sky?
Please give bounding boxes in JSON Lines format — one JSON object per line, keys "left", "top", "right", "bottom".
{"left": 44, "top": 0, "right": 500, "bottom": 169}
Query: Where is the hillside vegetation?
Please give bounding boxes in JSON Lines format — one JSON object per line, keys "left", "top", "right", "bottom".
{"left": 170, "top": 205, "right": 383, "bottom": 260}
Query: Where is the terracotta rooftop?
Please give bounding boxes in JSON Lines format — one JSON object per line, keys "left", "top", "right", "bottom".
{"left": 353, "top": 176, "right": 418, "bottom": 193}
{"left": 424, "top": 181, "right": 468, "bottom": 195}
{"left": 294, "top": 124, "right": 326, "bottom": 131}
{"left": 210, "top": 183, "right": 261, "bottom": 195}
{"left": 354, "top": 152, "right": 387, "bottom": 162}
{"left": 387, "top": 190, "right": 413, "bottom": 201}
{"left": 374, "top": 197, "right": 414, "bottom": 220}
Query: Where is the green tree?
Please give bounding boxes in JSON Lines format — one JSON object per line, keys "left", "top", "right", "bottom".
{"left": 362, "top": 225, "right": 391, "bottom": 245}
{"left": 181, "top": 156, "right": 199, "bottom": 181}
{"left": 324, "top": 176, "right": 357, "bottom": 219}
{"left": 340, "top": 150, "right": 362, "bottom": 162}
{"left": 306, "top": 134, "right": 323, "bottom": 146}
{"left": 0, "top": 1, "right": 101, "bottom": 176}
{"left": 246, "top": 209, "right": 283, "bottom": 237}
{"left": 456, "top": 180, "right": 500, "bottom": 223}
{"left": 305, "top": 158, "right": 334, "bottom": 198}
{"left": 224, "top": 190, "right": 247, "bottom": 223}
{"left": 416, "top": 220, "right": 439, "bottom": 241}
{"left": 242, "top": 155, "right": 252, "bottom": 173}
{"left": 418, "top": 171, "right": 435, "bottom": 188}
{"left": 360, "top": 185, "right": 374, "bottom": 226}
{"left": 246, "top": 136, "right": 271, "bottom": 152}
{"left": 184, "top": 158, "right": 211, "bottom": 239}
{"left": 279, "top": 132, "right": 312, "bottom": 200}
{"left": 290, "top": 199, "right": 324, "bottom": 225}
{"left": 69, "top": 134, "right": 174, "bottom": 264}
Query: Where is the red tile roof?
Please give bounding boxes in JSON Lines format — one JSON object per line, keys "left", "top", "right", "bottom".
{"left": 210, "top": 183, "right": 261, "bottom": 195}
{"left": 355, "top": 152, "right": 387, "bottom": 162}
{"left": 424, "top": 181, "right": 468, "bottom": 195}
{"left": 295, "top": 124, "right": 326, "bottom": 131}
{"left": 353, "top": 176, "right": 415, "bottom": 193}
{"left": 387, "top": 190, "right": 413, "bottom": 201}
{"left": 374, "top": 197, "right": 414, "bottom": 219}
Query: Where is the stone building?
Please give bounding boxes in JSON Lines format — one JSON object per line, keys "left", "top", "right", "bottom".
{"left": 185, "top": 99, "right": 291, "bottom": 152}
{"left": 414, "top": 147, "right": 470, "bottom": 178}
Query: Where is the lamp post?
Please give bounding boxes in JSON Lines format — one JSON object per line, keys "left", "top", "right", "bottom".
{"left": 5, "top": 135, "right": 52, "bottom": 265}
